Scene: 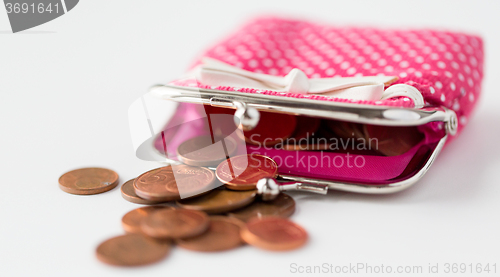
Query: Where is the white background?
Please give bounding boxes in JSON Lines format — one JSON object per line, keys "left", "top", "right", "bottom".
{"left": 1, "top": 1, "right": 499, "bottom": 276}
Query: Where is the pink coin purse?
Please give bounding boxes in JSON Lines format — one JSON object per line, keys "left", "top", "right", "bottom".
{"left": 142, "top": 16, "right": 484, "bottom": 194}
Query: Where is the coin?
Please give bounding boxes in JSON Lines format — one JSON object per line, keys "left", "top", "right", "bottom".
{"left": 289, "top": 116, "right": 321, "bottom": 140}
{"left": 141, "top": 209, "right": 209, "bottom": 239}
{"left": 120, "top": 179, "right": 166, "bottom": 205}
{"left": 216, "top": 154, "right": 278, "bottom": 191}
{"left": 283, "top": 143, "right": 331, "bottom": 151}
{"left": 326, "top": 120, "right": 365, "bottom": 139}
{"left": 176, "top": 216, "right": 244, "bottom": 252}
{"left": 227, "top": 193, "right": 295, "bottom": 222}
{"left": 363, "top": 125, "right": 424, "bottom": 156}
{"left": 241, "top": 217, "right": 308, "bottom": 251}
{"left": 243, "top": 111, "right": 296, "bottom": 146}
{"left": 177, "top": 135, "right": 237, "bottom": 167}
{"left": 133, "top": 165, "right": 215, "bottom": 202}
{"left": 58, "top": 167, "right": 119, "bottom": 195}
{"left": 96, "top": 234, "right": 170, "bottom": 266}
{"left": 176, "top": 189, "right": 257, "bottom": 214}
{"left": 121, "top": 206, "right": 174, "bottom": 234}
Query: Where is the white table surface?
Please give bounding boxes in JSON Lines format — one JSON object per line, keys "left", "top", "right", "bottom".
{"left": 1, "top": 1, "right": 499, "bottom": 276}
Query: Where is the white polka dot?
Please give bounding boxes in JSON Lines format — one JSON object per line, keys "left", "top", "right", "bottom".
{"left": 435, "top": 81, "right": 443, "bottom": 89}
{"left": 440, "top": 94, "right": 446, "bottom": 101}
{"left": 399, "top": 72, "right": 408, "bottom": 78}
{"left": 430, "top": 53, "right": 439, "bottom": 60}
{"left": 378, "top": 59, "right": 387, "bottom": 66}
{"left": 458, "top": 73, "right": 465, "bottom": 81}
{"left": 469, "top": 93, "right": 475, "bottom": 102}
{"left": 450, "top": 82, "right": 456, "bottom": 91}
{"left": 451, "top": 62, "right": 459, "bottom": 70}
{"left": 415, "top": 56, "right": 424, "bottom": 63}
{"left": 362, "top": 63, "right": 372, "bottom": 69}
{"left": 468, "top": 78, "right": 474, "bottom": 87}
{"left": 415, "top": 71, "right": 423, "bottom": 78}
{"left": 393, "top": 54, "right": 402, "bottom": 62}
{"left": 437, "top": 61, "right": 446, "bottom": 69}
{"left": 453, "top": 101, "right": 460, "bottom": 110}
{"left": 400, "top": 61, "right": 409, "bottom": 68}
{"left": 319, "top": 61, "right": 329, "bottom": 70}
{"left": 470, "top": 57, "right": 478, "bottom": 67}
{"left": 430, "top": 87, "right": 435, "bottom": 94}
{"left": 340, "top": 61, "right": 350, "bottom": 70}
{"left": 325, "top": 68, "right": 335, "bottom": 76}
{"left": 444, "top": 71, "right": 453, "bottom": 78}
{"left": 248, "top": 59, "right": 259, "bottom": 68}
{"left": 461, "top": 88, "right": 466, "bottom": 96}
{"left": 347, "top": 67, "right": 356, "bottom": 75}
{"left": 384, "top": 66, "right": 394, "bottom": 72}
{"left": 370, "top": 53, "right": 381, "bottom": 60}
{"left": 262, "top": 58, "right": 273, "bottom": 67}
{"left": 460, "top": 116, "right": 468, "bottom": 125}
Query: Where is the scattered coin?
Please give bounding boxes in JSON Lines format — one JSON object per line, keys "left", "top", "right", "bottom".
{"left": 96, "top": 234, "right": 170, "bottom": 266}
{"left": 176, "top": 189, "right": 257, "bottom": 214}
{"left": 177, "top": 135, "right": 237, "bottom": 167}
{"left": 121, "top": 206, "right": 174, "bottom": 234}
{"left": 228, "top": 193, "right": 295, "bottom": 222}
{"left": 120, "top": 179, "right": 166, "bottom": 205}
{"left": 363, "top": 124, "right": 424, "bottom": 156}
{"left": 243, "top": 111, "right": 296, "bottom": 146}
{"left": 176, "top": 216, "right": 244, "bottom": 252}
{"left": 240, "top": 217, "right": 308, "bottom": 251}
{"left": 58, "top": 167, "right": 119, "bottom": 195}
{"left": 133, "top": 165, "right": 215, "bottom": 202}
{"left": 216, "top": 154, "right": 278, "bottom": 191}
{"left": 141, "top": 209, "right": 209, "bottom": 239}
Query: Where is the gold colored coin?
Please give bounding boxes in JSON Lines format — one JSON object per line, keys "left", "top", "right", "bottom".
{"left": 176, "top": 216, "right": 244, "bottom": 252}
{"left": 176, "top": 189, "right": 257, "bottom": 214}
{"left": 96, "top": 234, "right": 170, "bottom": 266}
{"left": 59, "top": 167, "right": 118, "bottom": 195}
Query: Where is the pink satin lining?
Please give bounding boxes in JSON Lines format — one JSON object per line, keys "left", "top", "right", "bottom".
{"left": 153, "top": 103, "right": 444, "bottom": 184}
{"left": 247, "top": 143, "right": 421, "bottom": 182}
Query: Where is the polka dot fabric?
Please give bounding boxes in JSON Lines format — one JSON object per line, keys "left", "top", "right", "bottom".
{"left": 171, "top": 17, "right": 484, "bottom": 135}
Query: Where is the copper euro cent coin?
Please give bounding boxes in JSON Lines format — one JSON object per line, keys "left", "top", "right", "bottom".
{"left": 176, "top": 216, "right": 244, "bottom": 252}
{"left": 120, "top": 179, "right": 166, "bottom": 205}
{"left": 133, "top": 165, "right": 215, "bottom": 202}
{"left": 216, "top": 154, "right": 278, "bottom": 191}
{"left": 59, "top": 167, "right": 118, "bottom": 195}
{"left": 176, "top": 189, "right": 257, "bottom": 214}
{"left": 140, "top": 209, "right": 209, "bottom": 239}
{"left": 241, "top": 217, "right": 308, "bottom": 251}
{"left": 96, "top": 234, "right": 170, "bottom": 266}
{"left": 177, "top": 135, "right": 237, "bottom": 167}
{"left": 121, "top": 206, "right": 174, "bottom": 234}
{"left": 228, "top": 193, "right": 295, "bottom": 222}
